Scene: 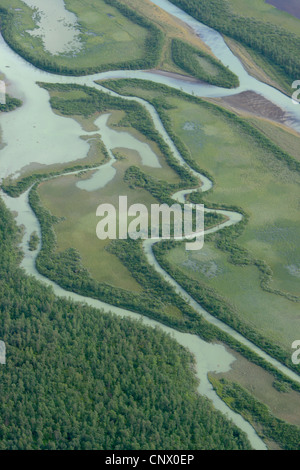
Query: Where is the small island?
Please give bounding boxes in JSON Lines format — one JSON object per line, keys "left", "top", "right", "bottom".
{"left": 28, "top": 231, "right": 40, "bottom": 251}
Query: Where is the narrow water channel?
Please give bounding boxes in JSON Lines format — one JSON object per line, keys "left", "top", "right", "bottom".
{"left": 1, "top": 0, "right": 300, "bottom": 450}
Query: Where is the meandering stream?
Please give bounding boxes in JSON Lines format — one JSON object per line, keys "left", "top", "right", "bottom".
{"left": 1, "top": 0, "right": 300, "bottom": 450}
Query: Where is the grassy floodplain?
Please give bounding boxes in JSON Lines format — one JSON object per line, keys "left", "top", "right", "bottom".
{"left": 2, "top": 85, "right": 300, "bottom": 449}
{"left": 169, "top": 102, "right": 300, "bottom": 300}
{"left": 227, "top": 0, "right": 300, "bottom": 35}
{"left": 24, "top": 82, "right": 300, "bottom": 447}
{"left": 38, "top": 171, "right": 149, "bottom": 292}
{"left": 2, "top": 81, "right": 299, "bottom": 376}
{"left": 210, "top": 346, "right": 300, "bottom": 429}
{"left": 0, "top": 0, "right": 160, "bottom": 74}
{"left": 0, "top": 0, "right": 239, "bottom": 87}
{"left": 0, "top": 0, "right": 299, "bottom": 452}
{"left": 101, "top": 79, "right": 300, "bottom": 358}
{"left": 0, "top": 26, "right": 254, "bottom": 451}
{"left": 36, "top": 85, "right": 180, "bottom": 292}
{"left": 247, "top": 118, "right": 300, "bottom": 163}
{"left": 29, "top": 83, "right": 198, "bottom": 323}
{"left": 209, "top": 375, "right": 300, "bottom": 450}
{"left": 119, "top": 0, "right": 213, "bottom": 74}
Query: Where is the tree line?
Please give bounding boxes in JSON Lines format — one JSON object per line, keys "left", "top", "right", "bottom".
{"left": 0, "top": 198, "right": 252, "bottom": 450}
{"left": 28, "top": 81, "right": 300, "bottom": 385}
{"left": 210, "top": 377, "right": 300, "bottom": 450}
{"left": 171, "top": 38, "right": 239, "bottom": 88}
{"left": 0, "top": 0, "right": 163, "bottom": 76}
{"left": 168, "top": 0, "right": 300, "bottom": 87}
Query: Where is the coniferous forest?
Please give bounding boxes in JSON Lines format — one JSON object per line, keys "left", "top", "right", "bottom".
{"left": 169, "top": 0, "right": 300, "bottom": 85}
{"left": 0, "top": 198, "right": 251, "bottom": 450}
{"left": 0, "top": 0, "right": 299, "bottom": 452}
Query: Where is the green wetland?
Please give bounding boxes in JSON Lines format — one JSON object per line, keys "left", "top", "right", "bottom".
{"left": 0, "top": 0, "right": 300, "bottom": 451}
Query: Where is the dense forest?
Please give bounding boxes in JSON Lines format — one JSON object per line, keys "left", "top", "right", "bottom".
{"left": 168, "top": 0, "right": 300, "bottom": 86}
{"left": 0, "top": 197, "right": 252, "bottom": 450}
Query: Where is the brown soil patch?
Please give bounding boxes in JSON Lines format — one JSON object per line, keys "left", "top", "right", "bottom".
{"left": 119, "top": 0, "right": 214, "bottom": 76}
{"left": 213, "top": 90, "right": 288, "bottom": 124}
{"left": 121, "top": 0, "right": 211, "bottom": 52}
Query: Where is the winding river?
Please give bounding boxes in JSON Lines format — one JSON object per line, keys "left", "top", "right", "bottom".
{"left": 1, "top": 0, "right": 300, "bottom": 450}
